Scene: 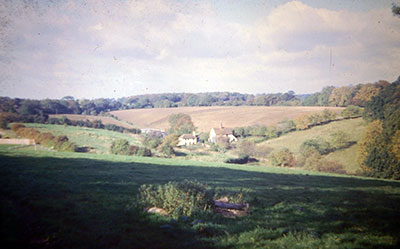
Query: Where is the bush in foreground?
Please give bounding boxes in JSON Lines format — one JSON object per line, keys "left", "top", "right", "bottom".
{"left": 138, "top": 180, "right": 214, "bottom": 218}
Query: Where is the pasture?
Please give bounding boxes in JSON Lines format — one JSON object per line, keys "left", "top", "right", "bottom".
{"left": 109, "top": 106, "right": 344, "bottom": 131}
{"left": 1, "top": 145, "right": 399, "bottom": 248}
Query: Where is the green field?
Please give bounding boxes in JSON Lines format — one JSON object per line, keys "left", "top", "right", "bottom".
{"left": 1, "top": 145, "right": 399, "bottom": 249}
{"left": 23, "top": 123, "right": 142, "bottom": 154}
{"left": 261, "top": 118, "right": 366, "bottom": 173}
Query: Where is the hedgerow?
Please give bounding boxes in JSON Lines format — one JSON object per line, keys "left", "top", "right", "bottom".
{"left": 13, "top": 124, "right": 77, "bottom": 152}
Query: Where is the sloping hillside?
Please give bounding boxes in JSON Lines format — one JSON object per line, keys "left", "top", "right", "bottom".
{"left": 109, "top": 106, "right": 344, "bottom": 132}
{"left": 261, "top": 118, "right": 366, "bottom": 173}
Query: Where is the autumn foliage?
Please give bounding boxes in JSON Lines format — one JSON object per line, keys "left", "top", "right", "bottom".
{"left": 12, "top": 124, "right": 77, "bottom": 152}
{"left": 357, "top": 80, "right": 400, "bottom": 179}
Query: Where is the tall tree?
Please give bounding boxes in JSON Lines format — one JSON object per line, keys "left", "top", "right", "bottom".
{"left": 168, "top": 113, "right": 196, "bottom": 135}
{"left": 329, "top": 86, "right": 353, "bottom": 107}
{"left": 358, "top": 79, "right": 400, "bottom": 179}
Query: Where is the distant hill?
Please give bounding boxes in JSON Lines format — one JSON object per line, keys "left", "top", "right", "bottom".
{"left": 109, "top": 106, "right": 344, "bottom": 132}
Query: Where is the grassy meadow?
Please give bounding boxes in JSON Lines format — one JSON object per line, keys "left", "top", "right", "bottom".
{"left": 109, "top": 106, "right": 344, "bottom": 132}
{"left": 1, "top": 144, "right": 400, "bottom": 248}
{"left": 260, "top": 118, "right": 366, "bottom": 173}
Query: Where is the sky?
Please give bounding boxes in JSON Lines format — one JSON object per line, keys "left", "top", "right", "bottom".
{"left": 0, "top": 0, "right": 399, "bottom": 99}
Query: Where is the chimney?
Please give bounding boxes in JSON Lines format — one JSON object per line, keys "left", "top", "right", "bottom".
{"left": 220, "top": 123, "right": 224, "bottom": 129}
{"left": 192, "top": 131, "right": 196, "bottom": 137}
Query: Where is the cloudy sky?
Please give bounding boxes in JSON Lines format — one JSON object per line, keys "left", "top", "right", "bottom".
{"left": 1, "top": 0, "right": 399, "bottom": 99}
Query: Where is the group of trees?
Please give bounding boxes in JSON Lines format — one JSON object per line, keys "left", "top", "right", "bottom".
{"left": 302, "top": 81, "right": 390, "bottom": 107}
{"left": 110, "top": 139, "right": 152, "bottom": 157}
{"left": 47, "top": 117, "right": 141, "bottom": 134}
{"left": 357, "top": 78, "right": 400, "bottom": 179}
{"left": 168, "top": 113, "right": 196, "bottom": 135}
{"left": 0, "top": 80, "right": 393, "bottom": 119}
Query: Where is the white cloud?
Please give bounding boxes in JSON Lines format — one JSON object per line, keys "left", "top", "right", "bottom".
{"left": 91, "top": 23, "right": 103, "bottom": 31}
{"left": 0, "top": 0, "right": 399, "bottom": 99}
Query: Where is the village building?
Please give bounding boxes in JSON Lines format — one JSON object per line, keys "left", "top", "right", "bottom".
{"left": 177, "top": 131, "right": 198, "bottom": 146}
{"left": 208, "top": 124, "right": 237, "bottom": 144}
{"left": 141, "top": 128, "right": 167, "bottom": 138}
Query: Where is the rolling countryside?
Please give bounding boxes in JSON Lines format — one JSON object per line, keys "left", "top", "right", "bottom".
{"left": 1, "top": 1, "right": 400, "bottom": 248}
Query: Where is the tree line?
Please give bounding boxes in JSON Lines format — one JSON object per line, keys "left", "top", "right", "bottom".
{"left": 0, "top": 79, "right": 394, "bottom": 117}
{"left": 357, "top": 78, "right": 400, "bottom": 179}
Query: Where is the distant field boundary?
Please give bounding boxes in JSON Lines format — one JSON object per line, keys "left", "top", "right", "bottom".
{"left": 49, "top": 114, "right": 135, "bottom": 129}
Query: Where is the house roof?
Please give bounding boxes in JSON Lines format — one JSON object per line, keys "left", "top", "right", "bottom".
{"left": 212, "top": 127, "right": 233, "bottom": 136}
{"left": 179, "top": 134, "right": 196, "bottom": 139}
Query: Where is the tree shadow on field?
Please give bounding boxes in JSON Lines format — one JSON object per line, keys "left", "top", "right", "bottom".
{"left": 1, "top": 154, "right": 400, "bottom": 249}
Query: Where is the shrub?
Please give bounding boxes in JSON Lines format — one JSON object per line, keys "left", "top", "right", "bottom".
{"left": 317, "top": 161, "right": 347, "bottom": 174}
{"left": 295, "top": 115, "right": 311, "bottom": 130}
{"left": 110, "top": 139, "right": 130, "bottom": 155}
{"left": 225, "top": 155, "right": 250, "bottom": 164}
{"left": 0, "top": 113, "right": 20, "bottom": 129}
{"left": 138, "top": 180, "right": 214, "bottom": 218}
{"left": 308, "top": 113, "right": 324, "bottom": 126}
{"left": 297, "top": 148, "right": 323, "bottom": 170}
{"left": 237, "top": 140, "right": 256, "bottom": 157}
{"left": 198, "top": 132, "right": 209, "bottom": 143}
{"left": 110, "top": 139, "right": 152, "bottom": 157}
{"left": 276, "top": 119, "right": 296, "bottom": 134}
{"left": 269, "top": 148, "right": 296, "bottom": 167}
{"left": 56, "top": 135, "right": 69, "bottom": 143}
{"left": 300, "top": 138, "right": 331, "bottom": 155}
{"left": 136, "top": 147, "right": 152, "bottom": 157}
{"left": 158, "top": 143, "right": 175, "bottom": 158}
{"left": 216, "top": 136, "right": 231, "bottom": 152}
{"left": 11, "top": 123, "right": 25, "bottom": 132}
{"left": 322, "top": 109, "right": 337, "bottom": 122}
{"left": 329, "top": 131, "right": 350, "bottom": 150}
{"left": 342, "top": 105, "right": 362, "bottom": 118}
{"left": 128, "top": 145, "right": 140, "bottom": 155}
{"left": 56, "top": 141, "right": 77, "bottom": 152}
{"left": 143, "top": 134, "right": 163, "bottom": 149}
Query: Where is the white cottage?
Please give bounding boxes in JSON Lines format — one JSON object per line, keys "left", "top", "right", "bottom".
{"left": 177, "top": 132, "right": 198, "bottom": 146}
{"left": 208, "top": 124, "right": 237, "bottom": 144}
